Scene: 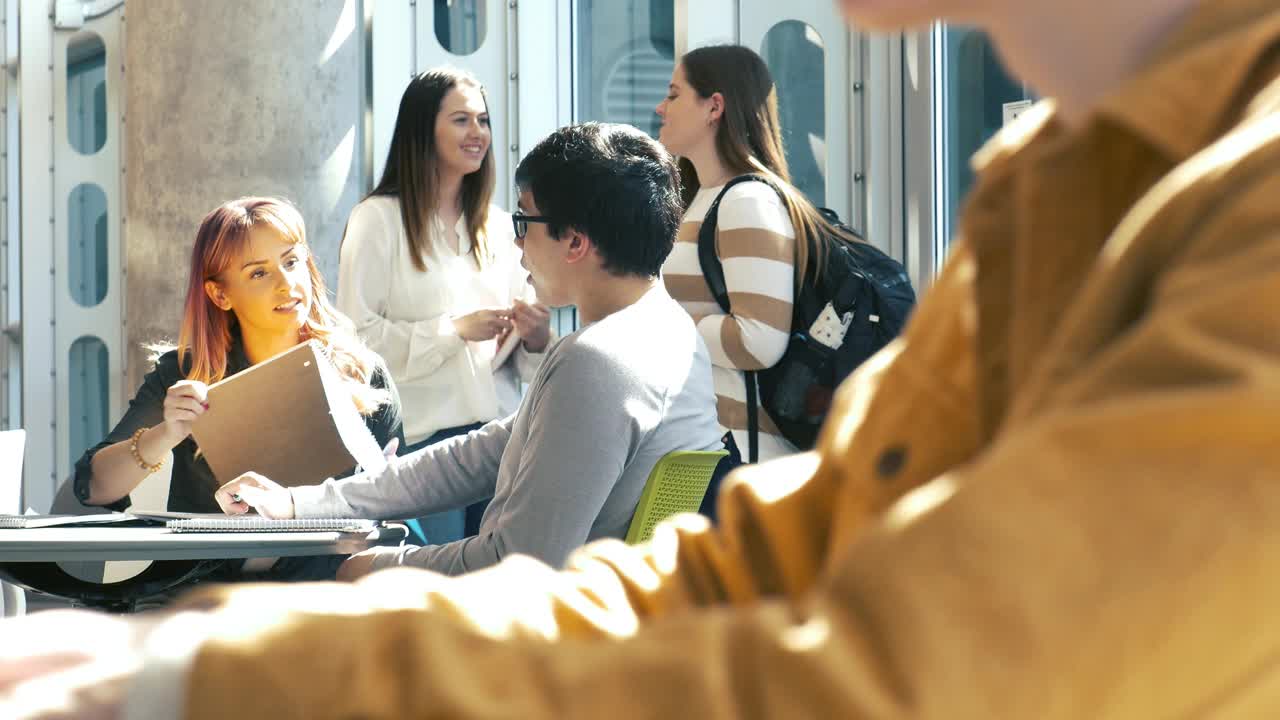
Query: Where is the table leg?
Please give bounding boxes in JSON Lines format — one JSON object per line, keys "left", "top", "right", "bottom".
{"left": 1, "top": 581, "right": 25, "bottom": 617}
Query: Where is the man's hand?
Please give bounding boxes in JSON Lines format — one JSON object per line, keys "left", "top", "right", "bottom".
{"left": 511, "top": 299, "right": 552, "bottom": 353}
{"left": 336, "top": 546, "right": 402, "bottom": 582}
{"left": 214, "top": 472, "right": 296, "bottom": 519}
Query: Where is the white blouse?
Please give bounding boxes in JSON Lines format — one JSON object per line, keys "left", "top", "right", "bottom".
{"left": 337, "top": 195, "right": 545, "bottom": 445}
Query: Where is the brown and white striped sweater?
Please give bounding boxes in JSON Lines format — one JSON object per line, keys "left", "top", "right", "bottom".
{"left": 662, "top": 182, "right": 799, "bottom": 460}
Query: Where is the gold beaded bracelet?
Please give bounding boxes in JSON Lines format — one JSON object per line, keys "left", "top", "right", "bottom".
{"left": 129, "top": 427, "right": 165, "bottom": 475}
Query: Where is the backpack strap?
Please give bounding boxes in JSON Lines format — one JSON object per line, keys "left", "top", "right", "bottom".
{"left": 744, "top": 370, "right": 760, "bottom": 463}
{"left": 695, "top": 174, "right": 776, "bottom": 463}
{"left": 695, "top": 175, "right": 776, "bottom": 312}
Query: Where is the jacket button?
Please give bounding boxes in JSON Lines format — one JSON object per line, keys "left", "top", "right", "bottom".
{"left": 876, "top": 446, "right": 907, "bottom": 480}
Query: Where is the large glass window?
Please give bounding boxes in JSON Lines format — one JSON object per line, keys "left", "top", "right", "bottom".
{"left": 761, "top": 20, "right": 826, "bottom": 207}
{"left": 559, "top": 0, "right": 674, "bottom": 333}
{"left": 937, "top": 27, "right": 1030, "bottom": 247}
{"left": 575, "top": 0, "right": 674, "bottom": 139}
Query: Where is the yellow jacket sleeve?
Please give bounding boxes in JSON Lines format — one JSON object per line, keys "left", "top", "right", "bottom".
{"left": 179, "top": 148, "right": 1280, "bottom": 718}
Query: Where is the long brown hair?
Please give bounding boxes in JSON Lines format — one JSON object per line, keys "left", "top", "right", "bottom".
{"left": 367, "top": 67, "right": 496, "bottom": 272}
{"left": 678, "top": 44, "right": 859, "bottom": 283}
{"left": 177, "top": 197, "right": 390, "bottom": 415}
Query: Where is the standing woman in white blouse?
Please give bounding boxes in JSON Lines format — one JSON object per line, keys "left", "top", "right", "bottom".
{"left": 338, "top": 67, "right": 551, "bottom": 543}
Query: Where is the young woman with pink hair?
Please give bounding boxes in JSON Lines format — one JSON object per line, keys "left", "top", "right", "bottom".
{"left": 73, "top": 196, "right": 402, "bottom": 532}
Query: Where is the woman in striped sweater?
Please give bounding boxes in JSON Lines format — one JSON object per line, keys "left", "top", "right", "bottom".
{"left": 656, "top": 44, "right": 849, "bottom": 464}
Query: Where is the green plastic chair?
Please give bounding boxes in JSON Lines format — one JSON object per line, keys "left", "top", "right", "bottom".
{"left": 625, "top": 450, "right": 728, "bottom": 545}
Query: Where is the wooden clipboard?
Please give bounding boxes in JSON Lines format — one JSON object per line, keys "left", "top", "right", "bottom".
{"left": 189, "top": 342, "right": 386, "bottom": 487}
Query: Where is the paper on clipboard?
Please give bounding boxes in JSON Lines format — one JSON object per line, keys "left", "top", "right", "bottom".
{"left": 189, "top": 342, "right": 387, "bottom": 488}
{"left": 491, "top": 331, "right": 521, "bottom": 371}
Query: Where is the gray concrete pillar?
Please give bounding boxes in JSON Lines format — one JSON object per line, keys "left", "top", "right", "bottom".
{"left": 124, "top": 0, "right": 365, "bottom": 388}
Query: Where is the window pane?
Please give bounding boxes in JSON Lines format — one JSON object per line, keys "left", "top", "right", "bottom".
{"left": 575, "top": 0, "right": 674, "bottom": 139}
{"left": 550, "top": 306, "right": 577, "bottom": 339}
{"left": 761, "top": 21, "right": 826, "bottom": 207}
{"left": 939, "top": 26, "right": 1030, "bottom": 246}
{"left": 69, "top": 336, "right": 109, "bottom": 469}
{"left": 68, "top": 183, "right": 108, "bottom": 307}
{"left": 435, "top": 0, "right": 486, "bottom": 56}
{"left": 567, "top": 0, "right": 673, "bottom": 334}
{"left": 67, "top": 33, "right": 107, "bottom": 155}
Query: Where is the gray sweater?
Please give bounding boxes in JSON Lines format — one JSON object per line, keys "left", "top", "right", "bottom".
{"left": 290, "top": 285, "right": 723, "bottom": 574}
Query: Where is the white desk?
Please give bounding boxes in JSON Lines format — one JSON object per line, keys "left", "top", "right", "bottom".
{"left": 0, "top": 526, "right": 403, "bottom": 562}
{"left": 0, "top": 525, "right": 406, "bottom": 612}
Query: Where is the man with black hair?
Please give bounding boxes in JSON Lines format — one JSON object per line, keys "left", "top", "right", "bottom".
{"left": 213, "top": 122, "right": 722, "bottom": 579}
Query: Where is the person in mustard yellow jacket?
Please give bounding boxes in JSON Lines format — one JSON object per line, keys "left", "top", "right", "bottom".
{"left": 4, "top": 0, "right": 1280, "bottom": 718}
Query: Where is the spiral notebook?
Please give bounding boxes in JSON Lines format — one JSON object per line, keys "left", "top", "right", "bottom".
{"left": 189, "top": 341, "right": 387, "bottom": 488}
{"left": 162, "top": 515, "right": 378, "bottom": 534}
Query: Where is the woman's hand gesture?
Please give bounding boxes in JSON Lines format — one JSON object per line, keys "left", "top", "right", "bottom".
{"left": 159, "top": 380, "right": 209, "bottom": 446}
{"left": 452, "top": 308, "right": 512, "bottom": 342}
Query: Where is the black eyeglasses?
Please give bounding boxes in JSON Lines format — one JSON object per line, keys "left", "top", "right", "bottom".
{"left": 512, "top": 211, "right": 554, "bottom": 239}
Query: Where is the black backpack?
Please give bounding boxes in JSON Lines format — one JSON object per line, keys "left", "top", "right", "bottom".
{"left": 697, "top": 175, "right": 916, "bottom": 462}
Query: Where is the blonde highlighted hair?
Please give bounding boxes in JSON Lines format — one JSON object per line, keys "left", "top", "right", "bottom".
{"left": 177, "top": 196, "right": 389, "bottom": 415}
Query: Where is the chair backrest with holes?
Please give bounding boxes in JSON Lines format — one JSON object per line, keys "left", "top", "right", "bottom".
{"left": 624, "top": 450, "right": 727, "bottom": 545}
